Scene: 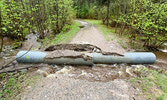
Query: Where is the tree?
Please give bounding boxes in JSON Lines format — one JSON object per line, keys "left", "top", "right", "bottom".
{"left": 0, "top": 5, "right": 2, "bottom": 53}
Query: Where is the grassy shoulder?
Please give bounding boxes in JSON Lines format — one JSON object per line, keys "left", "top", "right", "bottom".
{"left": 83, "top": 19, "right": 128, "bottom": 49}
{"left": 130, "top": 68, "right": 167, "bottom": 100}
{"left": 43, "top": 21, "right": 81, "bottom": 47}
{"left": 0, "top": 72, "right": 40, "bottom": 100}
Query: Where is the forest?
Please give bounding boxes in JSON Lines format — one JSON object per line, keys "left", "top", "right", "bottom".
{"left": 0, "top": 0, "right": 75, "bottom": 52}
{"left": 74, "top": 0, "right": 167, "bottom": 50}
{"left": 0, "top": 0, "right": 167, "bottom": 51}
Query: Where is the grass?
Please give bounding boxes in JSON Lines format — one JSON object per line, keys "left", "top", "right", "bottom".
{"left": 118, "top": 40, "right": 128, "bottom": 49}
{"left": 51, "top": 21, "right": 81, "bottom": 44}
{"left": 0, "top": 72, "right": 40, "bottom": 100}
{"left": 43, "top": 21, "right": 81, "bottom": 47}
{"left": 130, "top": 68, "right": 167, "bottom": 100}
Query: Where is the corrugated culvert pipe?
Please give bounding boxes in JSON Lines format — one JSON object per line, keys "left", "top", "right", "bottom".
{"left": 16, "top": 51, "right": 156, "bottom": 65}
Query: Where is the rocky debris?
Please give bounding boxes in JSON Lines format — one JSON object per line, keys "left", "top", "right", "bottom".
{"left": 0, "top": 56, "right": 16, "bottom": 69}
{"left": 45, "top": 44, "right": 102, "bottom": 52}
{"left": 0, "top": 45, "right": 14, "bottom": 58}
{"left": 37, "top": 65, "right": 56, "bottom": 77}
{"left": 21, "top": 33, "right": 41, "bottom": 50}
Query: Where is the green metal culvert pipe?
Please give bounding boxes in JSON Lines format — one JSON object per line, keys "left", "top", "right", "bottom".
{"left": 93, "top": 52, "right": 156, "bottom": 64}
{"left": 16, "top": 51, "right": 156, "bottom": 65}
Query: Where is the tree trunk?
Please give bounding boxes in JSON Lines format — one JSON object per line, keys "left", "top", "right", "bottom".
{"left": 0, "top": 35, "right": 3, "bottom": 53}
{"left": 106, "top": 0, "right": 110, "bottom": 26}
{"left": 0, "top": 6, "right": 3, "bottom": 53}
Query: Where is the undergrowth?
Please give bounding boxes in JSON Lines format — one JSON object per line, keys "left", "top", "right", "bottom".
{"left": 130, "top": 68, "right": 167, "bottom": 100}
{"left": 0, "top": 72, "right": 40, "bottom": 100}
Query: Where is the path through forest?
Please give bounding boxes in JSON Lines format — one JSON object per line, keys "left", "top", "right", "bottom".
{"left": 20, "top": 20, "right": 140, "bottom": 100}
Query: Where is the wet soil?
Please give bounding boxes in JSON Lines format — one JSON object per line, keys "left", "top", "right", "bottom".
{"left": 154, "top": 51, "right": 167, "bottom": 68}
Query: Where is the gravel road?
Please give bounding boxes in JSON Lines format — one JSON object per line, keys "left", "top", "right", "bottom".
{"left": 21, "top": 20, "right": 141, "bottom": 100}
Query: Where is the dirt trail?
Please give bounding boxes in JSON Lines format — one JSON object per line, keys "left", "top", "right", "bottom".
{"left": 71, "top": 20, "right": 126, "bottom": 54}
{"left": 21, "top": 20, "right": 140, "bottom": 100}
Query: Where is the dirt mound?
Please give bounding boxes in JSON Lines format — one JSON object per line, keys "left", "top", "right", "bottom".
{"left": 45, "top": 50, "right": 92, "bottom": 61}
{"left": 45, "top": 44, "right": 123, "bottom": 56}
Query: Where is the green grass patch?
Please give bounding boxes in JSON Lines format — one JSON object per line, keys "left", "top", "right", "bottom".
{"left": 0, "top": 72, "right": 40, "bottom": 100}
{"left": 118, "top": 40, "right": 127, "bottom": 49}
{"left": 42, "top": 21, "right": 81, "bottom": 47}
{"left": 51, "top": 21, "right": 81, "bottom": 45}
{"left": 130, "top": 68, "right": 167, "bottom": 100}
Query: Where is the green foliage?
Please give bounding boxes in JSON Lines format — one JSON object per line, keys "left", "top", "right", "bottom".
{"left": 0, "top": 0, "right": 29, "bottom": 40}
{"left": 112, "top": 0, "right": 167, "bottom": 49}
{"left": 0, "top": 0, "right": 75, "bottom": 40}
{"left": 74, "top": 0, "right": 167, "bottom": 49}
{"left": 48, "top": 0, "right": 75, "bottom": 34}
{"left": 74, "top": 0, "right": 108, "bottom": 19}
{"left": 12, "top": 40, "right": 22, "bottom": 49}
{"left": 126, "top": 0, "right": 167, "bottom": 49}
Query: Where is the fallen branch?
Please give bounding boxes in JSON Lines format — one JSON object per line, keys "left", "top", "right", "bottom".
{"left": 0, "top": 64, "right": 39, "bottom": 73}
{"left": 0, "top": 45, "right": 33, "bottom": 70}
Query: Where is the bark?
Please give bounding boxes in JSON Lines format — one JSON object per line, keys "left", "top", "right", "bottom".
{"left": 0, "top": 6, "right": 3, "bottom": 53}
{"left": 0, "top": 35, "right": 3, "bottom": 53}
{"left": 106, "top": 0, "right": 110, "bottom": 26}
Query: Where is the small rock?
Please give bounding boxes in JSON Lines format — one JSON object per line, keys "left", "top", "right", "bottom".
{"left": 148, "top": 65, "right": 160, "bottom": 70}
{"left": 12, "top": 61, "right": 17, "bottom": 65}
{"left": 37, "top": 69, "right": 49, "bottom": 77}
{"left": 136, "top": 88, "right": 140, "bottom": 92}
{"left": 27, "top": 86, "right": 31, "bottom": 89}
{"left": 118, "top": 71, "right": 124, "bottom": 76}
{"left": 126, "top": 67, "right": 133, "bottom": 76}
